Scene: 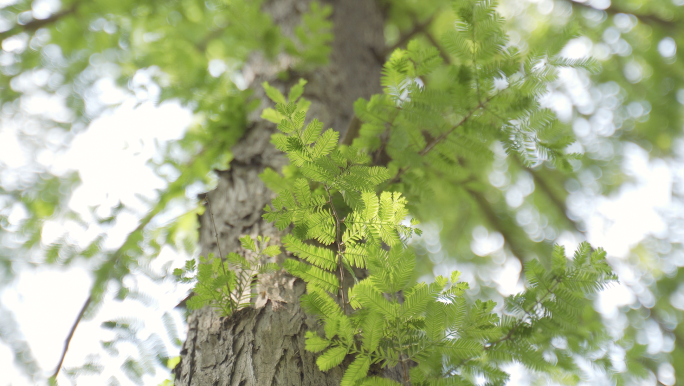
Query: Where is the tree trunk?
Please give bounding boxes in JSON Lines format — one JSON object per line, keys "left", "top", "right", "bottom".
{"left": 174, "top": 1, "right": 386, "bottom": 384}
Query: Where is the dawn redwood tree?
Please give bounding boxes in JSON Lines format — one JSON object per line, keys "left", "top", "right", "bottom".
{"left": 1, "top": 0, "right": 683, "bottom": 385}
{"left": 172, "top": 1, "right": 390, "bottom": 384}
{"left": 172, "top": 1, "right": 616, "bottom": 384}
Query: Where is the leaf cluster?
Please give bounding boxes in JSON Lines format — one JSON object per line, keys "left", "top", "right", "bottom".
{"left": 261, "top": 83, "right": 421, "bottom": 302}
{"left": 173, "top": 235, "right": 280, "bottom": 316}
{"left": 257, "top": 69, "right": 619, "bottom": 384}
{"left": 353, "top": 0, "right": 601, "bottom": 186}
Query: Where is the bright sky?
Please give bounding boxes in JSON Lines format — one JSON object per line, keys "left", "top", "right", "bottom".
{"left": 0, "top": 98, "right": 194, "bottom": 386}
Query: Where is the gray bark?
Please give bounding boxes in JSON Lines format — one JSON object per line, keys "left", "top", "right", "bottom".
{"left": 174, "top": 1, "right": 388, "bottom": 384}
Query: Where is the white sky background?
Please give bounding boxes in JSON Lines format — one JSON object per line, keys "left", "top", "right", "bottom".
{"left": 0, "top": 26, "right": 680, "bottom": 386}
{"left": 0, "top": 95, "right": 195, "bottom": 385}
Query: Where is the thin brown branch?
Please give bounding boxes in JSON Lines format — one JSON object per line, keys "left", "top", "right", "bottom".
{"left": 381, "top": 15, "right": 435, "bottom": 57}
{"left": 205, "top": 196, "right": 224, "bottom": 260}
{"left": 511, "top": 156, "right": 579, "bottom": 232}
{"left": 54, "top": 149, "right": 212, "bottom": 376}
{"left": 1, "top": 2, "right": 79, "bottom": 40}
{"left": 387, "top": 98, "right": 492, "bottom": 184}
{"left": 420, "top": 98, "right": 491, "bottom": 157}
{"left": 205, "top": 196, "right": 237, "bottom": 312}
{"left": 424, "top": 32, "right": 451, "bottom": 64}
{"left": 51, "top": 295, "right": 91, "bottom": 379}
{"left": 341, "top": 115, "right": 362, "bottom": 146}
{"left": 373, "top": 107, "right": 401, "bottom": 166}
{"left": 465, "top": 187, "right": 527, "bottom": 266}
{"left": 567, "top": 0, "right": 679, "bottom": 30}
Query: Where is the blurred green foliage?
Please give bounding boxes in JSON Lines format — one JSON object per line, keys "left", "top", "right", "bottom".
{"left": 0, "top": 0, "right": 683, "bottom": 384}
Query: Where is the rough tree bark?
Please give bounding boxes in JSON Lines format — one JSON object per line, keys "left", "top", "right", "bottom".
{"left": 173, "top": 1, "right": 390, "bottom": 384}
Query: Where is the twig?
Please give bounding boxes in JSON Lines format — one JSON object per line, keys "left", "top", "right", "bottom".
{"left": 385, "top": 98, "right": 492, "bottom": 184}
{"left": 52, "top": 148, "right": 213, "bottom": 377}
{"left": 373, "top": 107, "right": 402, "bottom": 166}
{"left": 205, "top": 196, "right": 236, "bottom": 311}
{"left": 52, "top": 295, "right": 91, "bottom": 379}
{"left": 465, "top": 187, "right": 527, "bottom": 267}
{"left": 448, "top": 278, "right": 561, "bottom": 372}
{"left": 515, "top": 157, "right": 578, "bottom": 231}
{"left": 58, "top": 206, "right": 158, "bottom": 376}
{"left": 566, "top": 0, "right": 679, "bottom": 30}
{"left": 204, "top": 196, "right": 224, "bottom": 260}
{"left": 420, "top": 99, "right": 491, "bottom": 157}
{"left": 341, "top": 115, "right": 362, "bottom": 146}
{"left": 424, "top": 32, "right": 451, "bottom": 64}
{"left": 381, "top": 15, "right": 435, "bottom": 57}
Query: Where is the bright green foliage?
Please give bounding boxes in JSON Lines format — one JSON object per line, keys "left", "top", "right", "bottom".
{"left": 264, "top": 126, "right": 423, "bottom": 293}
{"left": 285, "top": 2, "right": 334, "bottom": 69}
{"left": 261, "top": 86, "right": 419, "bottom": 299}
{"left": 256, "top": 72, "right": 619, "bottom": 383}
{"left": 302, "top": 239, "right": 617, "bottom": 384}
{"left": 173, "top": 235, "right": 280, "bottom": 316}
{"left": 353, "top": 0, "right": 599, "bottom": 181}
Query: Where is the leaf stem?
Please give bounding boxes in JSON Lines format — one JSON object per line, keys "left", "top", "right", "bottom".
{"left": 325, "top": 185, "right": 347, "bottom": 314}
{"left": 486, "top": 278, "right": 561, "bottom": 348}
{"left": 205, "top": 196, "right": 236, "bottom": 312}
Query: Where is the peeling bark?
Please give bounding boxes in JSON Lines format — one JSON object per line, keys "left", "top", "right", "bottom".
{"left": 174, "top": 0, "right": 387, "bottom": 384}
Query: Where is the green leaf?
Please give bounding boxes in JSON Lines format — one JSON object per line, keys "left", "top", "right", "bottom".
{"left": 310, "top": 129, "right": 339, "bottom": 159}
{"left": 352, "top": 281, "right": 397, "bottom": 318}
{"left": 361, "top": 312, "right": 384, "bottom": 352}
{"left": 305, "top": 331, "right": 331, "bottom": 353}
{"left": 302, "top": 119, "right": 324, "bottom": 145}
{"left": 283, "top": 259, "right": 339, "bottom": 293}
{"left": 399, "top": 284, "right": 435, "bottom": 319}
{"left": 316, "top": 346, "right": 348, "bottom": 371}
{"left": 340, "top": 354, "right": 371, "bottom": 386}
{"left": 300, "top": 285, "right": 344, "bottom": 320}
{"left": 262, "top": 245, "right": 282, "bottom": 257}
{"left": 262, "top": 81, "right": 287, "bottom": 104}
{"left": 450, "top": 271, "right": 461, "bottom": 284}
{"left": 293, "top": 178, "right": 311, "bottom": 206}
{"left": 261, "top": 107, "right": 286, "bottom": 124}
{"left": 240, "top": 236, "right": 257, "bottom": 253}
{"left": 288, "top": 78, "right": 308, "bottom": 101}
{"left": 359, "top": 378, "right": 402, "bottom": 386}
{"left": 283, "top": 235, "right": 337, "bottom": 271}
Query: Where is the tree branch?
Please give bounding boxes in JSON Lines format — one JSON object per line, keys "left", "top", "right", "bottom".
{"left": 51, "top": 295, "right": 91, "bottom": 379}
{"left": 424, "top": 32, "right": 451, "bottom": 64}
{"left": 465, "top": 187, "right": 527, "bottom": 266}
{"left": 1, "top": 2, "right": 79, "bottom": 40}
{"left": 566, "top": 0, "right": 679, "bottom": 30}
{"left": 387, "top": 97, "right": 492, "bottom": 184}
{"left": 205, "top": 196, "right": 239, "bottom": 312}
{"left": 50, "top": 215, "right": 152, "bottom": 380}
{"left": 420, "top": 99, "right": 491, "bottom": 157}
{"left": 381, "top": 15, "right": 435, "bottom": 58}
{"left": 511, "top": 156, "right": 579, "bottom": 232}
{"left": 341, "top": 115, "right": 362, "bottom": 146}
